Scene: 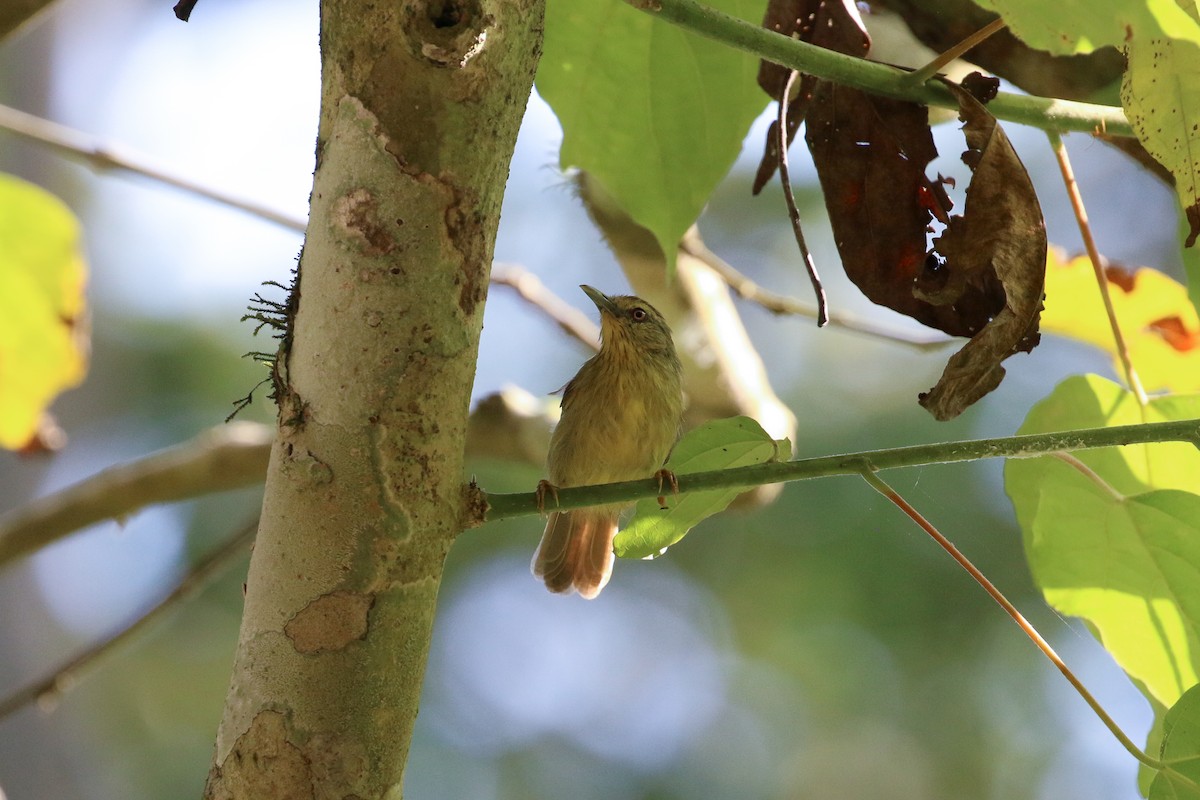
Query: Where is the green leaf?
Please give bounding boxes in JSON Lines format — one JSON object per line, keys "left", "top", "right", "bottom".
{"left": 614, "top": 416, "right": 789, "bottom": 560}
{"left": 1122, "top": 38, "right": 1200, "bottom": 254}
{"left": 1006, "top": 375, "right": 1200, "bottom": 708}
{"left": 536, "top": 0, "right": 769, "bottom": 268}
{"left": 974, "top": 0, "right": 1200, "bottom": 55}
{"left": 1149, "top": 684, "right": 1200, "bottom": 799}
{"left": 1030, "top": 487, "right": 1200, "bottom": 707}
{"left": 1146, "top": 702, "right": 1172, "bottom": 797}
{"left": 0, "top": 174, "right": 88, "bottom": 450}
{"left": 1006, "top": 376, "right": 1200, "bottom": 527}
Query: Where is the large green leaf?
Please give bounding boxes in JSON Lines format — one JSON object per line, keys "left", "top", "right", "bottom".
{"left": 1123, "top": 38, "right": 1200, "bottom": 257}
{"left": 1006, "top": 376, "right": 1200, "bottom": 703}
{"left": 614, "top": 416, "right": 789, "bottom": 560}
{"left": 1149, "top": 684, "right": 1200, "bottom": 799}
{"left": 1030, "top": 487, "right": 1200, "bottom": 707}
{"left": 1007, "top": 375, "right": 1200, "bottom": 770}
{"left": 0, "top": 174, "right": 88, "bottom": 450}
{"left": 1006, "top": 375, "right": 1200, "bottom": 533}
{"left": 974, "top": 0, "right": 1200, "bottom": 55}
{"left": 536, "top": 0, "right": 768, "bottom": 267}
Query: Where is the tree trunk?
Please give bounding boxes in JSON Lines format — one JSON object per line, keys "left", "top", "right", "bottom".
{"left": 204, "top": 1, "right": 542, "bottom": 797}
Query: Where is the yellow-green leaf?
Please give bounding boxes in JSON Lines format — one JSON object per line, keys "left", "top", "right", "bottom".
{"left": 614, "top": 416, "right": 789, "bottom": 560}
{"left": 536, "top": 0, "right": 768, "bottom": 268}
{"left": 1122, "top": 38, "right": 1200, "bottom": 250}
{"left": 1041, "top": 248, "right": 1200, "bottom": 392}
{"left": 1006, "top": 375, "right": 1200, "bottom": 710}
{"left": 1149, "top": 684, "right": 1200, "bottom": 800}
{"left": 0, "top": 174, "right": 88, "bottom": 450}
{"left": 1031, "top": 487, "right": 1200, "bottom": 707}
{"left": 975, "top": 0, "right": 1200, "bottom": 55}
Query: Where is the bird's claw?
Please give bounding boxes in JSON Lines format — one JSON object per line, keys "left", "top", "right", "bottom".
{"left": 654, "top": 468, "right": 679, "bottom": 509}
{"left": 535, "top": 479, "right": 560, "bottom": 515}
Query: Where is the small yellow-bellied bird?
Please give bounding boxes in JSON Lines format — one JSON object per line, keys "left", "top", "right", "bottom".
{"left": 533, "top": 285, "right": 684, "bottom": 599}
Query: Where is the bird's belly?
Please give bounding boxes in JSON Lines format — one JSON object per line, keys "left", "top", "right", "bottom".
{"left": 548, "top": 393, "right": 677, "bottom": 487}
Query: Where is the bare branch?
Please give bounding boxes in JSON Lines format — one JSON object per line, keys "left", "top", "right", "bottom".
{"left": 0, "top": 518, "right": 256, "bottom": 721}
{"left": 0, "top": 393, "right": 563, "bottom": 568}
{"left": 0, "top": 103, "right": 307, "bottom": 233}
{"left": 490, "top": 264, "right": 600, "bottom": 350}
{"left": 0, "top": 422, "right": 272, "bottom": 569}
{"left": 628, "top": 0, "right": 1131, "bottom": 136}
{"left": 681, "top": 234, "right": 954, "bottom": 350}
{"left": 482, "top": 417, "right": 1200, "bottom": 520}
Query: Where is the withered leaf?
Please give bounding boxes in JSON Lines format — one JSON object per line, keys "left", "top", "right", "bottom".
{"left": 805, "top": 85, "right": 1002, "bottom": 336}
{"left": 918, "top": 79, "right": 1046, "bottom": 420}
{"left": 753, "top": 0, "right": 868, "bottom": 194}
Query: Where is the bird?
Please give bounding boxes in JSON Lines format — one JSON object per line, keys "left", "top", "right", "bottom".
{"left": 532, "top": 285, "right": 684, "bottom": 599}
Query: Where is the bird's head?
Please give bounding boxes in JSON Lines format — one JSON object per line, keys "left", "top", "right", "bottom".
{"left": 581, "top": 285, "right": 676, "bottom": 356}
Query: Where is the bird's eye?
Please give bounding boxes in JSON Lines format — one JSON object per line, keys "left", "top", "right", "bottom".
{"left": 630, "top": 308, "right": 648, "bottom": 321}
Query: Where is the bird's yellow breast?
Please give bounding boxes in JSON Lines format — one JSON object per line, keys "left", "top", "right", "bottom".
{"left": 547, "top": 342, "right": 683, "bottom": 489}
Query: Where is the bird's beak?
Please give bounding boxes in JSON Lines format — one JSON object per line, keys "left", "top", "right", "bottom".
{"left": 581, "top": 285, "right": 621, "bottom": 318}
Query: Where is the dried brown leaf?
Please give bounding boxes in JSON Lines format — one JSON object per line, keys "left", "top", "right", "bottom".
{"left": 805, "top": 85, "right": 1004, "bottom": 337}
{"left": 918, "top": 79, "right": 1046, "bottom": 420}
{"left": 753, "top": 0, "right": 869, "bottom": 194}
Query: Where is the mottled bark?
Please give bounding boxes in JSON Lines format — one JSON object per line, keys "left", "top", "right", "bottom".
{"left": 0, "top": 0, "right": 52, "bottom": 41}
{"left": 204, "top": 1, "right": 542, "bottom": 797}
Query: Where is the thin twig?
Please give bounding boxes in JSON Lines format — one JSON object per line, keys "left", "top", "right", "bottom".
{"left": 681, "top": 237, "right": 953, "bottom": 350}
{"left": 1048, "top": 132, "right": 1149, "bottom": 405}
{"left": 776, "top": 69, "right": 827, "bottom": 326}
{"left": 480, "top": 417, "right": 1200, "bottom": 521}
{"left": 630, "top": 0, "right": 1131, "bottom": 136}
{"left": 0, "top": 518, "right": 257, "bottom": 721}
{"left": 490, "top": 264, "right": 600, "bottom": 350}
{"left": 903, "top": 17, "right": 1008, "bottom": 87}
{"left": 859, "top": 468, "right": 1165, "bottom": 771}
{"left": 0, "top": 422, "right": 272, "bottom": 570}
{"left": 0, "top": 103, "right": 307, "bottom": 233}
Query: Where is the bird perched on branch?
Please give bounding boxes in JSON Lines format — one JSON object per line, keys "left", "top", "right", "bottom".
{"left": 533, "top": 285, "right": 684, "bottom": 599}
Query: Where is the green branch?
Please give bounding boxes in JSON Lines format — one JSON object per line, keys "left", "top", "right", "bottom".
{"left": 625, "top": 0, "right": 1132, "bottom": 137}
{"left": 483, "top": 418, "right": 1199, "bottom": 520}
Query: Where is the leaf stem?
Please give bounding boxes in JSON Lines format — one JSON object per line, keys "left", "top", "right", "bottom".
{"left": 480, "top": 417, "right": 1200, "bottom": 520}
{"left": 625, "top": 0, "right": 1131, "bottom": 136}
{"left": 1048, "top": 132, "right": 1149, "bottom": 406}
{"left": 859, "top": 468, "right": 1164, "bottom": 770}
{"left": 902, "top": 17, "right": 1008, "bottom": 87}
{"left": 1050, "top": 452, "right": 1127, "bottom": 502}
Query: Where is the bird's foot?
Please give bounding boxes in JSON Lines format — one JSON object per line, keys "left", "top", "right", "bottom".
{"left": 654, "top": 468, "right": 679, "bottom": 509}
{"left": 535, "top": 479, "right": 560, "bottom": 515}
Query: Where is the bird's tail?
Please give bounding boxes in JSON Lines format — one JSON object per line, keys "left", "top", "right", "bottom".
{"left": 532, "top": 509, "right": 619, "bottom": 599}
